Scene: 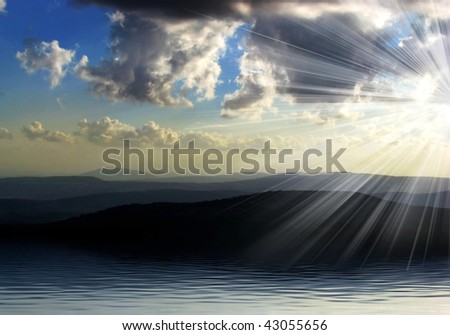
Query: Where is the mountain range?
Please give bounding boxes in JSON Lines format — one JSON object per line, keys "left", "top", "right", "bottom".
{"left": 1, "top": 190, "right": 448, "bottom": 265}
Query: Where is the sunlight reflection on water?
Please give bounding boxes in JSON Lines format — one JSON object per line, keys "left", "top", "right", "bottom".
{"left": 0, "top": 243, "right": 449, "bottom": 314}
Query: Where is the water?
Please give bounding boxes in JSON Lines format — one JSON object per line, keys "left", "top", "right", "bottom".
{"left": 0, "top": 243, "right": 449, "bottom": 314}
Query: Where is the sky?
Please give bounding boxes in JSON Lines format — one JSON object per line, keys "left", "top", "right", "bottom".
{"left": 1, "top": 0, "right": 450, "bottom": 177}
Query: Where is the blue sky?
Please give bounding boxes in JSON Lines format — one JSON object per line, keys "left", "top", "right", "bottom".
{"left": 0, "top": 0, "right": 251, "bottom": 130}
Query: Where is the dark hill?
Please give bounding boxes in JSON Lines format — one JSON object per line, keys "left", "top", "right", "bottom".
{"left": 0, "top": 189, "right": 244, "bottom": 224}
{"left": 1, "top": 191, "right": 448, "bottom": 265}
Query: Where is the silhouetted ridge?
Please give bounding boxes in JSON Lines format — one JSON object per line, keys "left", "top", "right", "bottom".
{"left": 1, "top": 191, "right": 448, "bottom": 265}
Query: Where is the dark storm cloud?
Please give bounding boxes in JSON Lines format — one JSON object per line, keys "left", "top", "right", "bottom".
{"left": 72, "top": 0, "right": 248, "bottom": 18}
{"left": 251, "top": 14, "right": 377, "bottom": 101}
{"left": 72, "top": 0, "right": 450, "bottom": 19}
{"left": 222, "top": 13, "right": 388, "bottom": 118}
{"left": 72, "top": 0, "right": 343, "bottom": 19}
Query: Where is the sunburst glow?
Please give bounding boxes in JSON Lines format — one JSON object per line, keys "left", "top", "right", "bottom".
{"left": 241, "top": 1, "right": 450, "bottom": 178}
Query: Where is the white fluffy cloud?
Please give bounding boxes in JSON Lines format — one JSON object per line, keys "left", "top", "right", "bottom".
{"left": 22, "top": 122, "right": 74, "bottom": 143}
{"left": 0, "top": 127, "right": 12, "bottom": 140}
{"left": 75, "top": 117, "right": 277, "bottom": 149}
{"left": 76, "top": 13, "right": 237, "bottom": 106}
{"left": 76, "top": 117, "right": 180, "bottom": 146}
{"left": 0, "top": 0, "right": 6, "bottom": 13}
{"left": 16, "top": 40, "right": 75, "bottom": 88}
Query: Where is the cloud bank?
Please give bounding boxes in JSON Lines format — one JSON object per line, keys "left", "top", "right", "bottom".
{"left": 76, "top": 117, "right": 180, "bottom": 146}
{"left": 76, "top": 117, "right": 280, "bottom": 149}
{"left": 0, "top": 0, "right": 6, "bottom": 13}
{"left": 22, "top": 122, "right": 74, "bottom": 143}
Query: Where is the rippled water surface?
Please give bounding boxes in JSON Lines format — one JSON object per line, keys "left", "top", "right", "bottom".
{"left": 0, "top": 243, "right": 449, "bottom": 314}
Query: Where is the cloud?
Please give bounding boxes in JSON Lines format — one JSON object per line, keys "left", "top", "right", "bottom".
{"left": 16, "top": 40, "right": 75, "bottom": 88}
{"left": 75, "top": 13, "right": 237, "bottom": 106}
{"left": 221, "top": 4, "right": 450, "bottom": 118}
{"left": 74, "top": 1, "right": 450, "bottom": 21}
{"left": 0, "top": 127, "right": 12, "bottom": 140}
{"left": 0, "top": 0, "right": 6, "bottom": 13}
{"left": 73, "top": 0, "right": 450, "bottom": 119}
{"left": 72, "top": 0, "right": 253, "bottom": 19}
{"left": 56, "top": 97, "right": 66, "bottom": 109}
{"left": 22, "top": 122, "right": 74, "bottom": 143}
{"left": 289, "top": 83, "right": 364, "bottom": 126}
{"left": 75, "top": 116, "right": 274, "bottom": 149}
{"left": 221, "top": 14, "right": 375, "bottom": 118}
{"left": 76, "top": 117, "right": 180, "bottom": 146}
{"left": 221, "top": 50, "right": 286, "bottom": 119}
{"left": 291, "top": 105, "right": 362, "bottom": 127}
